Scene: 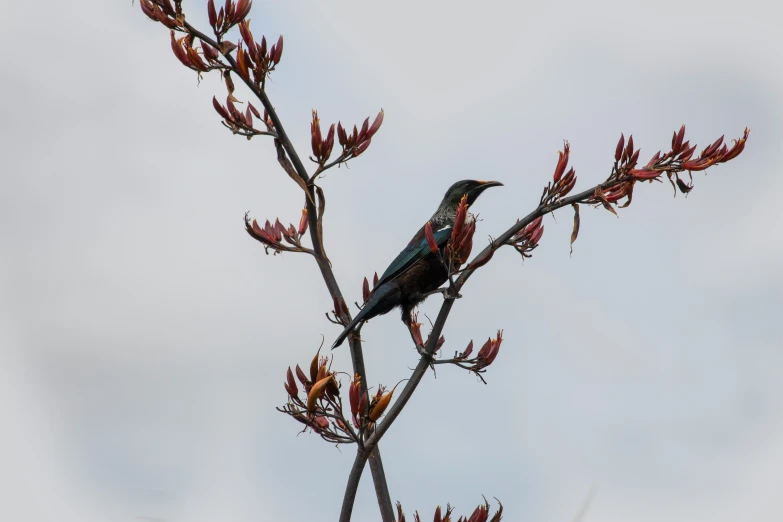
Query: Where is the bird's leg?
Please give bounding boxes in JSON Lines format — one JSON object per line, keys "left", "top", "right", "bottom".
{"left": 423, "top": 285, "right": 462, "bottom": 300}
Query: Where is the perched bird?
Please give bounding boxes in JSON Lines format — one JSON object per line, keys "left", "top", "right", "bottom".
{"left": 331, "top": 179, "right": 503, "bottom": 349}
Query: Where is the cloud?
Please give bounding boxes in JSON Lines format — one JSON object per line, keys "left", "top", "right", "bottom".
{"left": 1, "top": 0, "right": 780, "bottom": 521}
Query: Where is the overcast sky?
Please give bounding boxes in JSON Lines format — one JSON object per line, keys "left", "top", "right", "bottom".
{"left": 1, "top": 1, "right": 781, "bottom": 521}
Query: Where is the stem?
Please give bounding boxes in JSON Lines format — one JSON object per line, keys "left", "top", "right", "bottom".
{"left": 339, "top": 450, "right": 370, "bottom": 522}
{"left": 368, "top": 448, "right": 395, "bottom": 522}
{"left": 182, "top": 22, "right": 395, "bottom": 521}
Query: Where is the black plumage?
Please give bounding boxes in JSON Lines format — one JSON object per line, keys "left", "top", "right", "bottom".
{"left": 331, "top": 180, "right": 502, "bottom": 349}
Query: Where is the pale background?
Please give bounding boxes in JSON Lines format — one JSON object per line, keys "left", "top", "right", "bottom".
{"left": 1, "top": 1, "right": 781, "bottom": 521}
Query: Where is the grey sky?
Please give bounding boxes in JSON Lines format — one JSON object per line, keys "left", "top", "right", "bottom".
{"left": 1, "top": 1, "right": 781, "bottom": 521}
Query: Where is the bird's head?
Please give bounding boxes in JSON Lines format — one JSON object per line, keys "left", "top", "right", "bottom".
{"left": 442, "top": 179, "right": 504, "bottom": 208}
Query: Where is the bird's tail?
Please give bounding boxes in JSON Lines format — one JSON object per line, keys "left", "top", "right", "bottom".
{"left": 331, "top": 304, "right": 372, "bottom": 349}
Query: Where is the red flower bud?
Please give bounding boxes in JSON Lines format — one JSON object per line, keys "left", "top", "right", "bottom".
{"left": 362, "top": 277, "right": 371, "bottom": 303}
{"left": 236, "top": 45, "right": 250, "bottom": 80}
{"left": 235, "top": 0, "right": 252, "bottom": 24}
{"left": 352, "top": 140, "right": 371, "bottom": 157}
{"left": 212, "top": 96, "right": 229, "bottom": 119}
{"left": 285, "top": 367, "right": 298, "bottom": 397}
{"left": 477, "top": 338, "right": 493, "bottom": 359}
{"left": 349, "top": 375, "right": 360, "bottom": 416}
{"left": 207, "top": 0, "right": 217, "bottom": 28}
{"left": 628, "top": 149, "right": 640, "bottom": 168}
{"left": 615, "top": 133, "right": 625, "bottom": 162}
{"left": 410, "top": 317, "right": 424, "bottom": 348}
{"left": 645, "top": 150, "right": 662, "bottom": 168}
{"left": 424, "top": 222, "right": 439, "bottom": 253}
{"left": 553, "top": 141, "right": 570, "bottom": 183}
{"left": 272, "top": 35, "right": 284, "bottom": 64}
{"left": 468, "top": 248, "right": 494, "bottom": 269}
{"left": 673, "top": 124, "right": 686, "bottom": 153}
{"left": 358, "top": 391, "right": 368, "bottom": 414}
{"left": 337, "top": 122, "right": 347, "bottom": 147}
{"left": 461, "top": 340, "right": 474, "bottom": 359}
{"left": 170, "top": 31, "right": 193, "bottom": 68}
{"left": 358, "top": 117, "right": 370, "bottom": 143}
{"left": 529, "top": 224, "right": 544, "bottom": 245}
{"left": 295, "top": 364, "right": 309, "bottom": 387}
{"left": 630, "top": 169, "right": 659, "bottom": 180}
{"left": 367, "top": 109, "right": 384, "bottom": 138}
{"left": 202, "top": 41, "right": 220, "bottom": 62}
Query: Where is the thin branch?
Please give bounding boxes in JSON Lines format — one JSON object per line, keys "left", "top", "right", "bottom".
{"left": 339, "top": 450, "right": 370, "bottom": 522}
{"left": 363, "top": 175, "right": 674, "bottom": 454}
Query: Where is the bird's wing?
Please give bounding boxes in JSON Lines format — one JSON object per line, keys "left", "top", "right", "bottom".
{"left": 375, "top": 224, "right": 452, "bottom": 287}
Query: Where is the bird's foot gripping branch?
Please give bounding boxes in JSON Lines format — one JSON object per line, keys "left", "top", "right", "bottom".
{"left": 140, "top": 1, "right": 749, "bottom": 521}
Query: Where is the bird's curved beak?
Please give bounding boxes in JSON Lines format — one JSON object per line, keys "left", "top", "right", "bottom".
{"left": 477, "top": 180, "right": 504, "bottom": 188}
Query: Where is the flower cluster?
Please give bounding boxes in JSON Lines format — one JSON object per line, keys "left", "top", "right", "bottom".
{"left": 139, "top": 0, "right": 184, "bottom": 30}
{"left": 446, "top": 195, "right": 476, "bottom": 270}
{"left": 337, "top": 112, "right": 384, "bottom": 160}
{"left": 416, "top": 320, "right": 504, "bottom": 383}
{"left": 591, "top": 126, "right": 750, "bottom": 209}
{"left": 236, "top": 20, "right": 284, "bottom": 86}
{"left": 279, "top": 350, "right": 398, "bottom": 444}
{"left": 168, "top": 32, "right": 222, "bottom": 73}
{"left": 244, "top": 209, "right": 310, "bottom": 254}
{"left": 349, "top": 374, "right": 398, "bottom": 430}
{"left": 277, "top": 350, "right": 357, "bottom": 444}
{"left": 362, "top": 272, "right": 380, "bottom": 304}
{"left": 309, "top": 110, "right": 385, "bottom": 173}
{"left": 507, "top": 216, "right": 544, "bottom": 259}
{"left": 395, "top": 498, "right": 503, "bottom": 522}
{"left": 207, "top": 0, "right": 253, "bottom": 36}
{"left": 539, "top": 141, "right": 578, "bottom": 206}
{"left": 409, "top": 314, "right": 446, "bottom": 354}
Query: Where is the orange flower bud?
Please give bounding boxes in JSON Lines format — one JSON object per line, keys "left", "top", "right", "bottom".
{"left": 368, "top": 386, "right": 396, "bottom": 422}
{"left": 349, "top": 375, "right": 361, "bottom": 416}
{"left": 309, "top": 350, "right": 320, "bottom": 382}
{"left": 306, "top": 375, "right": 333, "bottom": 412}
{"left": 298, "top": 208, "right": 308, "bottom": 236}
{"left": 236, "top": 45, "right": 250, "bottom": 80}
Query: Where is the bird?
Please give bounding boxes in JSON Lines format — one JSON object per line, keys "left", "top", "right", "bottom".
{"left": 331, "top": 179, "right": 503, "bottom": 349}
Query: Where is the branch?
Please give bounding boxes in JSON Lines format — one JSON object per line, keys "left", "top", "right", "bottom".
{"left": 364, "top": 127, "right": 749, "bottom": 454}
{"left": 182, "top": 16, "right": 395, "bottom": 522}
